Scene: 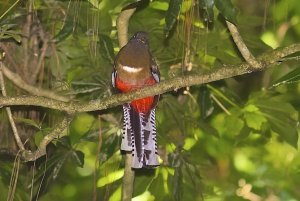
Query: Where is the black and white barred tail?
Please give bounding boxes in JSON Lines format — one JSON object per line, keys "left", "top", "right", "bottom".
{"left": 121, "top": 104, "right": 159, "bottom": 168}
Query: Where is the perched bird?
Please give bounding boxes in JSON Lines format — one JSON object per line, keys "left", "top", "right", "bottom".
{"left": 112, "top": 32, "right": 160, "bottom": 168}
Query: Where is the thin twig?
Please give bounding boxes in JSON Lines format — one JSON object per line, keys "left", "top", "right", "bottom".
{"left": 93, "top": 115, "right": 103, "bottom": 201}
{"left": 0, "top": 63, "right": 25, "bottom": 151}
{"left": 6, "top": 152, "right": 21, "bottom": 201}
{"left": 32, "top": 37, "right": 49, "bottom": 82}
{"left": 1, "top": 62, "right": 69, "bottom": 102}
{"left": 210, "top": 94, "right": 231, "bottom": 115}
{"left": 226, "top": 20, "right": 261, "bottom": 69}
{"left": 23, "top": 0, "right": 33, "bottom": 79}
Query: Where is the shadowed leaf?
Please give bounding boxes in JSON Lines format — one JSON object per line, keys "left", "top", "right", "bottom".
{"left": 215, "top": 0, "right": 237, "bottom": 23}
{"left": 271, "top": 67, "right": 300, "bottom": 88}
{"left": 165, "top": 0, "right": 183, "bottom": 37}
{"left": 198, "top": 0, "right": 215, "bottom": 23}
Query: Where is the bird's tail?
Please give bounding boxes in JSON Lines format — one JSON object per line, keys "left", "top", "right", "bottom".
{"left": 121, "top": 104, "right": 159, "bottom": 168}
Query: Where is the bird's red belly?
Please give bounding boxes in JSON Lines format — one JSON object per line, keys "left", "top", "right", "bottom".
{"left": 115, "top": 77, "right": 156, "bottom": 113}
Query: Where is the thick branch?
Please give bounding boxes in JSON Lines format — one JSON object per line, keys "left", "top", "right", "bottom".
{"left": 116, "top": 7, "right": 137, "bottom": 48}
{"left": 1, "top": 43, "right": 299, "bottom": 112}
{"left": 226, "top": 20, "right": 261, "bottom": 68}
{"left": 1, "top": 62, "right": 69, "bottom": 102}
{"left": 122, "top": 153, "right": 135, "bottom": 201}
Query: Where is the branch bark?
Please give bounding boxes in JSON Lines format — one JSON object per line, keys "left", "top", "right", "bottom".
{"left": 1, "top": 43, "right": 299, "bottom": 112}
{"left": 0, "top": 63, "right": 25, "bottom": 151}
{"left": 1, "top": 62, "right": 69, "bottom": 102}
{"left": 226, "top": 20, "right": 261, "bottom": 68}
{"left": 22, "top": 116, "right": 71, "bottom": 161}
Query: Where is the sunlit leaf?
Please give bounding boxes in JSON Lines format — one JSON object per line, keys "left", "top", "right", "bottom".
{"left": 224, "top": 115, "right": 244, "bottom": 136}
{"left": 97, "top": 169, "right": 124, "bottom": 187}
{"left": 132, "top": 191, "right": 155, "bottom": 201}
{"left": 150, "top": 1, "right": 169, "bottom": 11}
{"left": 108, "top": 185, "right": 122, "bottom": 201}
{"left": 243, "top": 104, "right": 267, "bottom": 130}
{"left": 244, "top": 112, "right": 267, "bottom": 130}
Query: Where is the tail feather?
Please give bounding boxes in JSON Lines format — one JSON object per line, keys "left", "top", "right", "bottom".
{"left": 142, "top": 109, "right": 159, "bottom": 166}
{"left": 121, "top": 105, "right": 132, "bottom": 151}
{"left": 121, "top": 104, "right": 159, "bottom": 168}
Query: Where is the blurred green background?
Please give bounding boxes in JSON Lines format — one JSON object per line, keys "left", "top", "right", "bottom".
{"left": 1, "top": 0, "right": 300, "bottom": 200}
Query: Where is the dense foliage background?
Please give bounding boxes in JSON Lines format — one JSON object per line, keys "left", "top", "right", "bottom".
{"left": 1, "top": 0, "right": 300, "bottom": 200}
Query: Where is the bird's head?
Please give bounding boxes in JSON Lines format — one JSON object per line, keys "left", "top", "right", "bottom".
{"left": 130, "top": 31, "right": 149, "bottom": 45}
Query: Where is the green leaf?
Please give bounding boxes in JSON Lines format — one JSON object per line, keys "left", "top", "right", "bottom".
{"left": 150, "top": 1, "right": 169, "bottom": 11}
{"left": 70, "top": 113, "right": 96, "bottom": 144}
{"left": 15, "top": 117, "right": 41, "bottom": 129}
{"left": 271, "top": 67, "right": 300, "bottom": 88}
{"left": 134, "top": 170, "right": 156, "bottom": 196}
{"left": 34, "top": 128, "right": 52, "bottom": 145}
{"left": 98, "top": 34, "right": 115, "bottom": 64}
{"left": 72, "top": 150, "right": 85, "bottom": 168}
{"left": 148, "top": 170, "right": 167, "bottom": 199}
{"left": 255, "top": 99, "right": 299, "bottom": 148}
{"left": 0, "top": 24, "right": 21, "bottom": 42}
{"left": 198, "top": 0, "right": 215, "bottom": 23}
{"left": 244, "top": 112, "right": 267, "bottom": 130}
{"left": 224, "top": 115, "right": 244, "bottom": 136}
{"left": 165, "top": 0, "right": 183, "bottom": 37}
{"left": 97, "top": 169, "right": 124, "bottom": 187}
{"left": 215, "top": 0, "right": 237, "bottom": 23}
{"left": 53, "top": 20, "right": 73, "bottom": 43}
{"left": 172, "top": 166, "right": 183, "bottom": 201}
{"left": 243, "top": 104, "right": 267, "bottom": 130}
{"left": 198, "top": 85, "right": 214, "bottom": 119}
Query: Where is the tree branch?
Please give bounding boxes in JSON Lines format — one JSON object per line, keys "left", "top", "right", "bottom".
{"left": 1, "top": 62, "right": 69, "bottom": 102}
{"left": 1, "top": 43, "right": 299, "bottom": 112}
{"left": 117, "top": 7, "right": 137, "bottom": 48}
{"left": 22, "top": 116, "right": 71, "bottom": 161}
{"left": 0, "top": 63, "right": 25, "bottom": 151}
{"left": 226, "top": 20, "right": 261, "bottom": 68}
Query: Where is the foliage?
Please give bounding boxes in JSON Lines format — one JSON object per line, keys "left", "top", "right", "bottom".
{"left": 1, "top": 0, "right": 300, "bottom": 201}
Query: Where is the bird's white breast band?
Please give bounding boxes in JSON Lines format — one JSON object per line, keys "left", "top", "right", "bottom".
{"left": 122, "top": 65, "right": 143, "bottom": 73}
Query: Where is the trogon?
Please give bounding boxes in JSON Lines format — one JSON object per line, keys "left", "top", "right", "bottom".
{"left": 112, "top": 32, "right": 160, "bottom": 168}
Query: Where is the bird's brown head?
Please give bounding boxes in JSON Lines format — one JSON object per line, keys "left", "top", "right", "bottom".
{"left": 129, "top": 31, "right": 149, "bottom": 45}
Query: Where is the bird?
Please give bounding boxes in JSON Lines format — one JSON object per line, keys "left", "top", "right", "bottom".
{"left": 112, "top": 32, "right": 160, "bottom": 168}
